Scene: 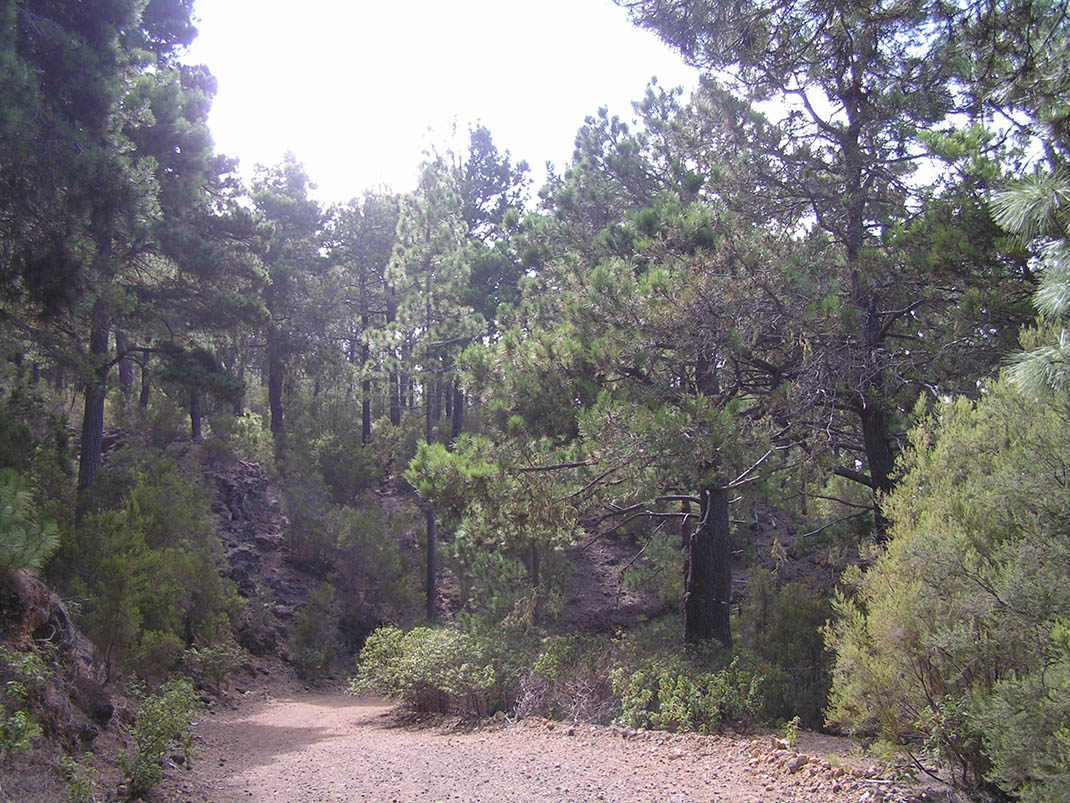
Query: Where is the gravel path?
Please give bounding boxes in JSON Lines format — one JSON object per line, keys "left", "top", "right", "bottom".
{"left": 157, "top": 689, "right": 931, "bottom": 803}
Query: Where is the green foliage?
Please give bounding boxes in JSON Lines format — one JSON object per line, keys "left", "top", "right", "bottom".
{"left": 290, "top": 584, "right": 338, "bottom": 681}
{"left": 520, "top": 633, "right": 617, "bottom": 722}
{"left": 784, "top": 715, "right": 801, "bottom": 748}
{"left": 51, "top": 451, "right": 241, "bottom": 681}
{"left": 0, "top": 468, "right": 59, "bottom": 573}
{"left": 206, "top": 411, "right": 273, "bottom": 465}
{"left": 0, "top": 646, "right": 44, "bottom": 762}
{"left": 61, "top": 752, "right": 96, "bottom": 803}
{"left": 738, "top": 568, "right": 832, "bottom": 728}
{"left": 184, "top": 641, "right": 241, "bottom": 696}
{"left": 349, "top": 625, "right": 503, "bottom": 715}
{"left": 119, "top": 676, "right": 197, "bottom": 799}
{"left": 826, "top": 378, "right": 1070, "bottom": 795}
{"left": 611, "top": 651, "right": 764, "bottom": 734}
{"left": 332, "top": 497, "right": 419, "bottom": 637}
{"left": 0, "top": 708, "right": 41, "bottom": 761}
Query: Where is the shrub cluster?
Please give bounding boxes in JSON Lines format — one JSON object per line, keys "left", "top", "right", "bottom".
{"left": 826, "top": 380, "right": 1070, "bottom": 799}
{"left": 118, "top": 676, "right": 197, "bottom": 798}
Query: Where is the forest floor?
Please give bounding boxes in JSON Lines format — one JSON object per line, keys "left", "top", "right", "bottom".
{"left": 153, "top": 683, "right": 952, "bottom": 803}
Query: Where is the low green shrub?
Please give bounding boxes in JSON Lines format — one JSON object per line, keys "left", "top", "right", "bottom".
{"left": 118, "top": 676, "right": 197, "bottom": 799}
{"left": 184, "top": 641, "right": 242, "bottom": 695}
{"left": 520, "top": 633, "right": 617, "bottom": 722}
{"left": 738, "top": 568, "right": 832, "bottom": 727}
{"left": 611, "top": 652, "right": 764, "bottom": 734}
{"left": 61, "top": 752, "right": 96, "bottom": 803}
{"left": 350, "top": 625, "right": 503, "bottom": 715}
{"left": 0, "top": 645, "right": 44, "bottom": 761}
{"left": 291, "top": 585, "right": 339, "bottom": 681}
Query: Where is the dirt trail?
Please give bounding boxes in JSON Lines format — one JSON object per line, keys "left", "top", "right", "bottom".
{"left": 154, "top": 688, "right": 937, "bottom": 803}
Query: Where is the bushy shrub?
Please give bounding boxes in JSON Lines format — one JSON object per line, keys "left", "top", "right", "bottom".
{"left": 738, "top": 568, "right": 832, "bottom": 727}
{"left": 206, "top": 411, "right": 273, "bottom": 465}
{"left": 610, "top": 652, "right": 764, "bottom": 734}
{"left": 118, "top": 676, "right": 197, "bottom": 799}
{"left": 826, "top": 379, "right": 1070, "bottom": 796}
{"left": 0, "top": 646, "right": 46, "bottom": 762}
{"left": 313, "top": 430, "right": 384, "bottom": 504}
{"left": 291, "top": 585, "right": 339, "bottom": 680}
{"left": 50, "top": 451, "right": 241, "bottom": 681}
{"left": 332, "top": 497, "right": 420, "bottom": 635}
{"left": 184, "top": 641, "right": 242, "bottom": 695}
{"left": 519, "top": 633, "right": 617, "bottom": 722}
{"left": 349, "top": 625, "right": 505, "bottom": 715}
{"left": 61, "top": 751, "right": 96, "bottom": 803}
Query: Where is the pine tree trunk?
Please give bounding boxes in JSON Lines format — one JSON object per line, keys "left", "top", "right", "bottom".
{"left": 684, "top": 484, "right": 732, "bottom": 647}
{"left": 268, "top": 337, "right": 284, "bottom": 437}
{"left": 115, "top": 330, "right": 134, "bottom": 400}
{"left": 860, "top": 401, "right": 894, "bottom": 538}
{"left": 139, "top": 362, "right": 151, "bottom": 408}
{"left": 77, "top": 312, "right": 110, "bottom": 496}
{"left": 233, "top": 356, "right": 245, "bottom": 416}
{"left": 190, "top": 389, "right": 202, "bottom": 441}
{"left": 361, "top": 337, "right": 372, "bottom": 444}
{"left": 450, "top": 384, "right": 464, "bottom": 441}
{"left": 389, "top": 370, "right": 401, "bottom": 426}
{"left": 425, "top": 385, "right": 437, "bottom": 621}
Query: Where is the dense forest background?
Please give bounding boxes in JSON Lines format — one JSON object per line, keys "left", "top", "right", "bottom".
{"left": 1, "top": 0, "right": 1069, "bottom": 800}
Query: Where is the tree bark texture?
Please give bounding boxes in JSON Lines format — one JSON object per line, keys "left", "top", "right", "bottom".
{"left": 684, "top": 485, "right": 732, "bottom": 647}
{"left": 450, "top": 385, "right": 464, "bottom": 441}
{"left": 115, "top": 329, "right": 133, "bottom": 400}
{"left": 268, "top": 343, "right": 284, "bottom": 436}
{"left": 190, "top": 389, "right": 202, "bottom": 441}
{"left": 77, "top": 314, "right": 110, "bottom": 495}
{"left": 860, "top": 401, "right": 895, "bottom": 538}
{"left": 424, "top": 380, "right": 437, "bottom": 621}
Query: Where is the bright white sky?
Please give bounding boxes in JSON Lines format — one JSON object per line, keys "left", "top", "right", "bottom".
{"left": 185, "top": 0, "right": 700, "bottom": 204}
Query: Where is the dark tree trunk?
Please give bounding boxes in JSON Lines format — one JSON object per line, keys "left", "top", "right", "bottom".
{"left": 530, "top": 540, "right": 542, "bottom": 623}
{"left": 684, "top": 485, "right": 732, "bottom": 647}
{"left": 115, "top": 330, "right": 134, "bottom": 400}
{"left": 52, "top": 364, "right": 64, "bottom": 392}
{"left": 362, "top": 383, "right": 372, "bottom": 444}
{"left": 77, "top": 313, "right": 110, "bottom": 496}
{"left": 268, "top": 341, "right": 284, "bottom": 437}
{"left": 860, "top": 401, "right": 895, "bottom": 538}
{"left": 450, "top": 384, "right": 464, "bottom": 441}
{"left": 424, "top": 386, "right": 437, "bottom": 621}
{"left": 433, "top": 380, "right": 443, "bottom": 422}
{"left": 31, "top": 362, "right": 40, "bottom": 385}
{"left": 190, "top": 389, "right": 203, "bottom": 441}
{"left": 361, "top": 337, "right": 372, "bottom": 444}
{"left": 233, "top": 356, "right": 245, "bottom": 417}
{"left": 139, "top": 361, "right": 151, "bottom": 408}
{"left": 389, "top": 370, "right": 401, "bottom": 426}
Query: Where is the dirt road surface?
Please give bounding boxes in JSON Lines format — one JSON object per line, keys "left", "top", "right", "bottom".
{"left": 157, "top": 689, "right": 930, "bottom": 803}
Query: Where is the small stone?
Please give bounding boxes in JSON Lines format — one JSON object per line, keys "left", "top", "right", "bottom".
{"left": 787, "top": 754, "right": 809, "bottom": 773}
